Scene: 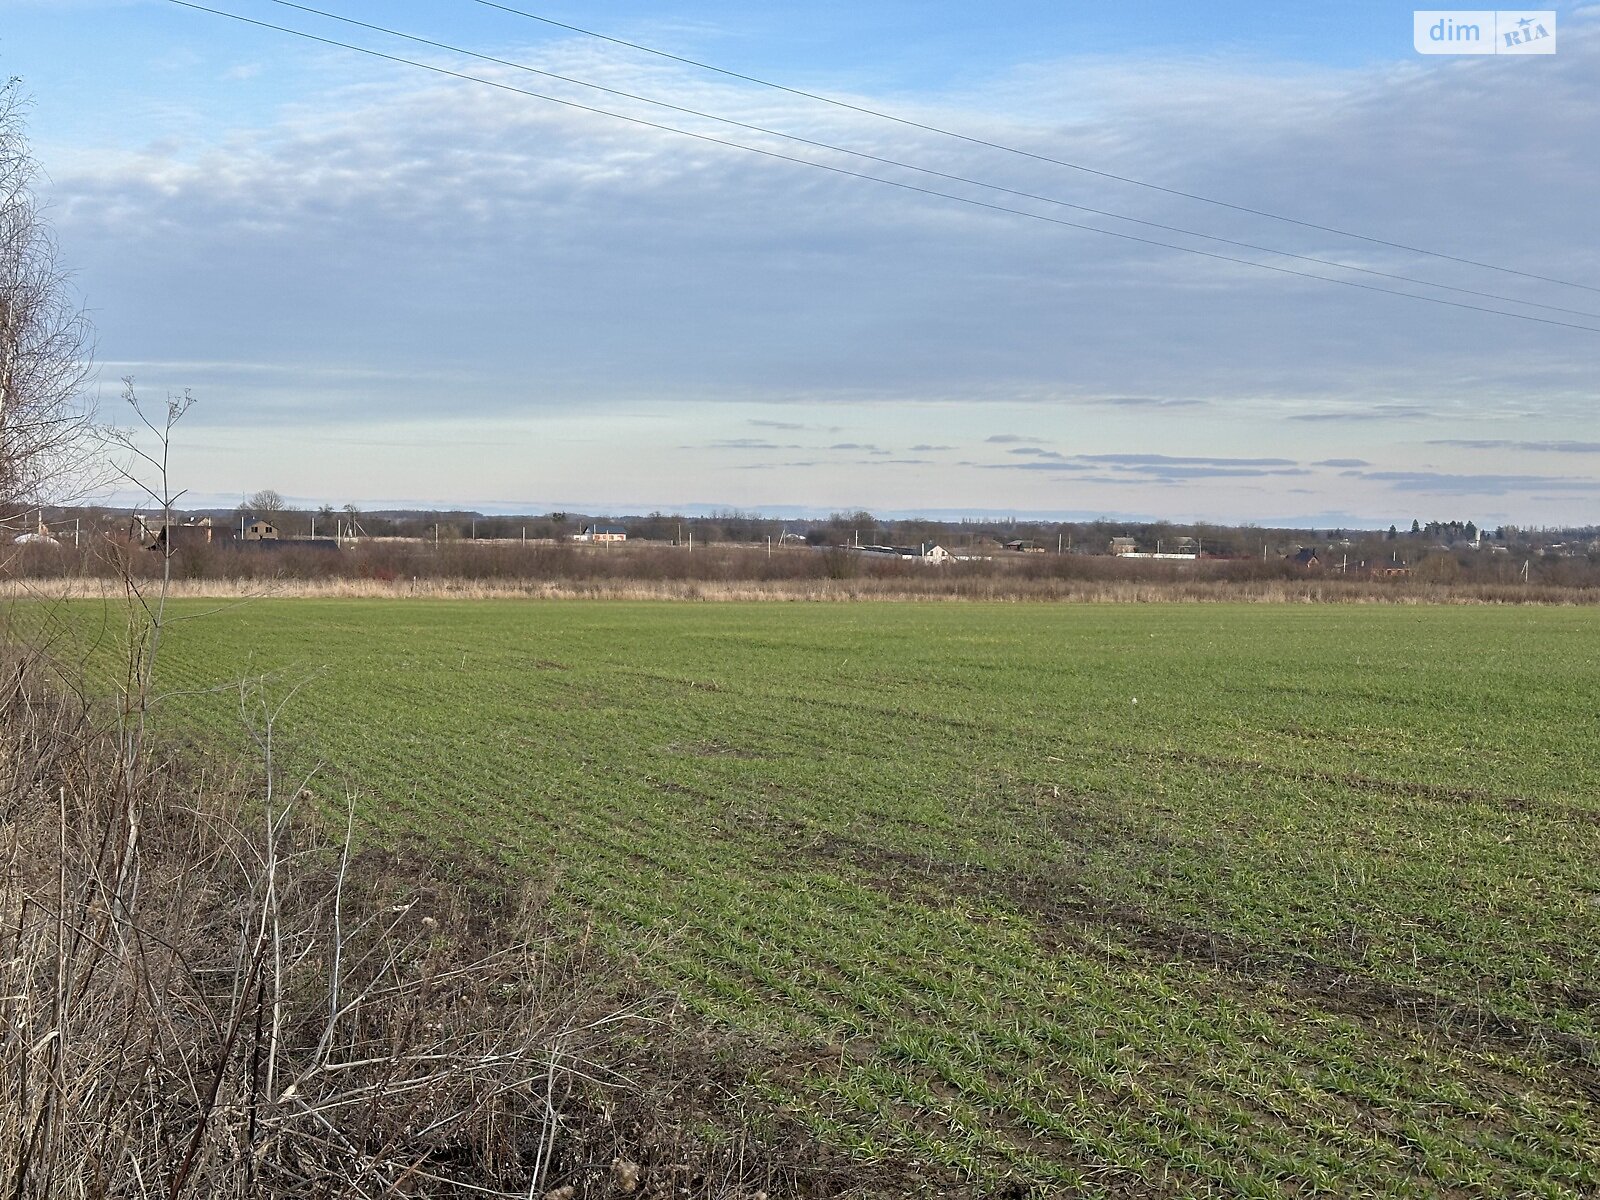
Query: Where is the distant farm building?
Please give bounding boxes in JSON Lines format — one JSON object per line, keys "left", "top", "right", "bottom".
{"left": 1110, "top": 532, "right": 1199, "bottom": 561}
{"left": 576, "top": 523, "right": 627, "bottom": 543}
{"left": 1288, "top": 548, "right": 1321, "bottom": 569}
{"left": 241, "top": 517, "right": 279, "bottom": 541}
{"left": 1003, "top": 539, "right": 1045, "bottom": 554}
{"left": 856, "top": 543, "right": 950, "bottom": 564}
{"left": 132, "top": 515, "right": 215, "bottom": 551}
{"left": 14, "top": 516, "right": 59, "bottom": 547}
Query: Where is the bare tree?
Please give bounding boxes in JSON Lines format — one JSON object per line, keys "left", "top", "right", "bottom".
{"left": 247, "top": 488, "right": 287, "bottom": 525}
{"left": 0, "top": 78, "right": 94, "bottom": 512}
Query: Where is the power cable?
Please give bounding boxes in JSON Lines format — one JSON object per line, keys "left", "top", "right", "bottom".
{"left": 164, "top": 1, "right": 1600, "bottom": 334}
{"left": 254, "top": 0, "right": 1600, "bottom": 321}
{"left": 468, "top": 0, "right": 1600, "bottom": 296}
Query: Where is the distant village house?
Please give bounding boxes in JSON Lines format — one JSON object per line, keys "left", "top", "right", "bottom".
{"left": 1109, "top": 534, "right": 1197, "bottom": 561}
{"left": 132, "top": 515, "right": 215, "bottom": 551}
{"left": 855, "top": 543, "right": 951, "bottom": 564}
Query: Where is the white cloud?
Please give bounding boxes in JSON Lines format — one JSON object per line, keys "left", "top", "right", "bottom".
{"left": 39, "top": 15, "right": 1600, "bottom": 521}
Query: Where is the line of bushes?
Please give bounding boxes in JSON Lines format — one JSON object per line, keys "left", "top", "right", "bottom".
{"left": 7, "top": 538, "right": 1597, "bottom": 592}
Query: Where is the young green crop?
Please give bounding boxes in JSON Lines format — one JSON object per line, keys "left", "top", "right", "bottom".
{"left": 30, "top": 599, "right": 1600, "bottom": 1196}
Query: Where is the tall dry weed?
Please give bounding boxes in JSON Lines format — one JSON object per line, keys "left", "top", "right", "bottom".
{"left": 0, "top": 662, "right": 645, "bottom": 1197}
{"left": 3, "top": 574, "right": 1592, "bottom": 605}
{"left": 0, "top": 653, "right": 881, "bottom": 1198}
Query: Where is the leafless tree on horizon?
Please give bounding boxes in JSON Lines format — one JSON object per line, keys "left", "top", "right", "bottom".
{"left": 0, "top": 77, "right": 96, "bottom": 517}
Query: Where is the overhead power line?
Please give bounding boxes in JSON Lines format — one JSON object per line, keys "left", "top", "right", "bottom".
{"left": 468, "top": 0, "right": 1600, "bottom": 297}
{"left": 164, "top": 1, "right": 1599, "bottom": 334}
{"left": 247, "top": 0, "right": 1600, "bottom": 322}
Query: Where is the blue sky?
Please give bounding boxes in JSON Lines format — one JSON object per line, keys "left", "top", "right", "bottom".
{"left": 4, "top": 0, "right": 1597, "bottom": 523}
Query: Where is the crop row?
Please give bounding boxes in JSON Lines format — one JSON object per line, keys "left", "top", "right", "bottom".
{"left": 45, "top": 598, "right": 1600, "bottom": 1195}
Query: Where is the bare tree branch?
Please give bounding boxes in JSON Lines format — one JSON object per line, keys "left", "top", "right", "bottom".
{"left": 0, "top": 80, "right": 97, "bottom": 511}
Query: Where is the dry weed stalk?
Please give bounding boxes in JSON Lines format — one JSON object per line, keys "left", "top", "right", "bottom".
{"left": 0, "top": 666, "right": 655, "bottom": 1198}
{"left": 4, "top": 574, "right": 1592, "bottom": 606}
{"left": 1, "top": 387, "right": 653, "bottom": 1198}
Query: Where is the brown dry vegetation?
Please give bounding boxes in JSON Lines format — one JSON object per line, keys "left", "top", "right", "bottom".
{"left": 0, "top": 544, "right": 1593, "bottom": 611}
{"left": 4, "top": 537, "right": 1595, "bottom": 603}
{"left": 0, "top": 651, "right": 927, "bottom": 1199}
{"left": 3, "top": 573, "right": 1595, "bottom": 604}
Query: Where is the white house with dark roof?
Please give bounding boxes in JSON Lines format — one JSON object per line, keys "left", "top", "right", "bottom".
{"left": 855, "top": 543, "right": 950, "bottom": 563}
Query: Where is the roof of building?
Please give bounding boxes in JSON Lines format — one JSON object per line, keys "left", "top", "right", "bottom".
{"left": 858, "top": 543, "right": 945, "bottom": 557}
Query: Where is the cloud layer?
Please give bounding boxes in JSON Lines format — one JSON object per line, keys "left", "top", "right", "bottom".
{"left": 37, "top": 6, "right": 1600, "bottom": 522}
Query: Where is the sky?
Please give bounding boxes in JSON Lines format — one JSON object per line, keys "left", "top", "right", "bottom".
{"left": 3, "top": 0, "right": 1597, "bottom": 525}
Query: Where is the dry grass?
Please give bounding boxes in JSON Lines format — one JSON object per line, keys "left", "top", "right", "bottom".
{"left": 2, "top": 574, "right": 1595, "bottom": 604}
{"left": 0, "top": 672, "right": 596, "bottom": 1196}
{"left": 0, "top": 653, "right": 890, "bottom": 1198}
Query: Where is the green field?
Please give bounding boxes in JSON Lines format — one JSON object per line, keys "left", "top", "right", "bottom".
{"left": 49, "top": 600, "right": 1600, "bottom": 1196}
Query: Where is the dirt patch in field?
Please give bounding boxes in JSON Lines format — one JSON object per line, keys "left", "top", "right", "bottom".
{"left": 544, "top": 1018, "right": 982, "bottom": 1199}
{"left": 668, "top": 739, "right": 774, "bottom": 760}
{"left": 334, "top": 849, "right": 991, "bottom": 1198}
{"left": 1154, "top": 747, "right": 1600, "bottom": 824}
{"left": 805, "top": 834, "right": 1600, "bottom": 1101}
{"left": 756, "top": 1036, "right": 1160, "bottom": 1200}
{"left": 648, "top": 777, "right": 721, "bottom": 804}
